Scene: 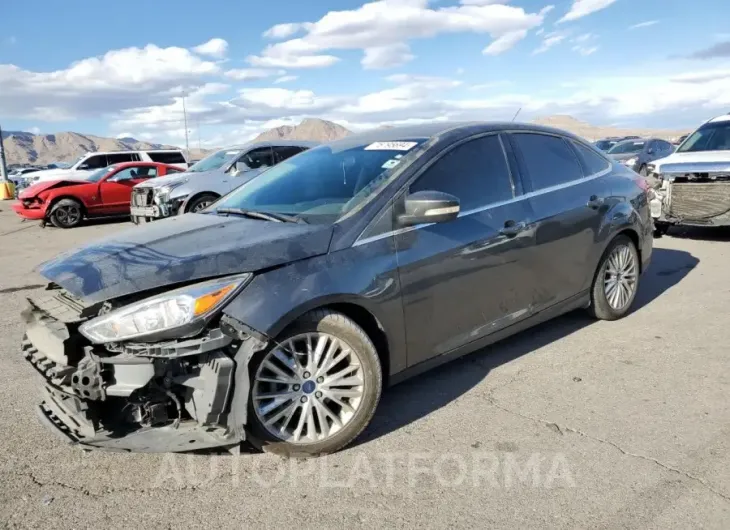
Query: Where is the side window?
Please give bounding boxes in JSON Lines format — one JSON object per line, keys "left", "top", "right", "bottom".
{"left": 660, "top": 140, "right": 673, "bottom": 152}
{"left": 107, "top": 153, "right": 136, "bottom": 164}
{"left": 134, "top": 166, "right": 158, "bottom": 178}
{"left": 512, "top": 133, "right": 583, "bottom": 190}
{"left": 83, "top": 155, "right": 107, "bottom": 170}
{"left": 109, "top": 168, "right": 136, "bottom": 181}
{"left": 272, "top": 146, "right": 304, "bottom": 164}
{"left": 242, "top": 147, "right": 275, "bottom": 169}
{"left": 572, "top": 142, "right": 610, "bottom": 176}
{"left": 148, "top": 151, "right": 186, "bottom": 164}
{"left": 409, "top": 135, "right": 514, "bottom": 211}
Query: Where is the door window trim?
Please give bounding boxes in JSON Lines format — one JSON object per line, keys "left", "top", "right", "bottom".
{"left": 507, "top": 131, "right": 612, "bottom": 196}
{"left": 353, "top": 131, "right": 523, "bottom": 247}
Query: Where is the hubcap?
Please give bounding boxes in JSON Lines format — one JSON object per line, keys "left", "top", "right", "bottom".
{"left": 252, "top": 332, "right": 365, "bottom": 444}
{"left": 55, "top": 205, "right": 80, "bottom": 226}
{"left": 604, "top": 244, "right": 637, "bottom": 310}
{"left": 192, "top": 200, "right": 211, "bottom": 212}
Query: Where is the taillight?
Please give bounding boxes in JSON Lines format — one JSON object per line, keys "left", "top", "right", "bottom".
{"left": 633, "top": 175, "right": 650, "bottom": 192}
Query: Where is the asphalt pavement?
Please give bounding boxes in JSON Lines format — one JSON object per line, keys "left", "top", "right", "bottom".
{"left": 0, "top": 207, "right": 728, "bottom": 529}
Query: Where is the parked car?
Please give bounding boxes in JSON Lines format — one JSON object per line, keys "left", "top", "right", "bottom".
{"left": 12, "top": 162, "right": 183, "bottom": 228}
{"left": 607, "top": 138, "right": 675, "bottom": 175}
{"left": 647, "top": 114, "right": 730, "bottom": 235}
{"left": 130, "top": 140, "right": 318, "bottom": 224}
{"left": 27, "top": 149, "right": 189, "bottom": 184}
{"left": 21, "top": 122, "right": 652, "bottom": 456}
{"left": 672, "top": 134, "right": 688, "bottom": 146}
{"left": 594, "top": 136, "right": 642, "bottom": 152}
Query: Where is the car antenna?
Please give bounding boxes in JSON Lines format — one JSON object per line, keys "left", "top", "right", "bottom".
{"left": 511, "top": 107, "right": 522, "bottom": 122}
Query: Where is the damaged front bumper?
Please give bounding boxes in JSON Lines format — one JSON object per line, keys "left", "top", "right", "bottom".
{"left": 649, "top": 176, "right": 730, "bottom": 227}
{"left": 130, "top": 187, "right": 185, "bottom": 224}
{"left": 21, "top": 287, "right": 267, "bottom": 453}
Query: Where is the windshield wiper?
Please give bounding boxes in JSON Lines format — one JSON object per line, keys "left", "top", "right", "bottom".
{"left": 214, "top": 208, "right": 306, "bottom": 224}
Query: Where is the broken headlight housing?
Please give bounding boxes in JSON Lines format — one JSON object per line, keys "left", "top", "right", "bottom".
{"left": 79, "top": 274, "right": 252, "bottom": 344}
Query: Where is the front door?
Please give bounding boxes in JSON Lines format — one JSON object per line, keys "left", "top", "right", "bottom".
{"left": 395, "top": 134, "right": 536, "bottom": 366}
{"left": 100, "top": 166, "right": 158, "bottom": 214}
{"left": 507, "top": 132, "right": 611, "bottom": 310}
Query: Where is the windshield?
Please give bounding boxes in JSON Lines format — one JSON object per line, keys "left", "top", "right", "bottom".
{"left": 608, "top": 141, "right": 646, "bottom": 155}
{"left": 594, "top": 140, "right": 616, "bottom": 151}
{"left": 211, "top": 139, "right": 428, "bottom": 223}
{"left": 187, "top": 148, "right": 243, "bottom": 173}
{"left": 86, "top": 165, "right": 118, "bottom": 183}
{"left": 677, "top": 121, "right": 730, "bottom": 152}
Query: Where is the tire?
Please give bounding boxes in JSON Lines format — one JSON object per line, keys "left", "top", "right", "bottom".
{"left": 186, "top": 194, "right": 218, "bottom": 213}
{"left": 588, "top": 235, "right": 640, "bottom": 321}
{"left": 49, "top": 198, "right": 83, "bottom": 228}
{"left": 246, "top": 309, "right": 382, "bottom": 458}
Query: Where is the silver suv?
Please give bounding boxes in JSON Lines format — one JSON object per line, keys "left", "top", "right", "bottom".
{"left": 130, "top": 141, "right": 318, "bottom": 224}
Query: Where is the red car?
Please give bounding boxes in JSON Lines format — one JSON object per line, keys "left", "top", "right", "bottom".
{"left": 12, "top": 162, "right": 183, "bottom": 228}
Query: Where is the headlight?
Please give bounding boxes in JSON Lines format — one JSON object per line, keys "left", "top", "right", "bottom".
{"left": 623, "top": 157, "right": 638, "bottom": 166}
{"left": 154, "top": 180, "right": 188, "bottom": 204}
{"left": 79, "top": 274, "right": 251, "bottom": 343}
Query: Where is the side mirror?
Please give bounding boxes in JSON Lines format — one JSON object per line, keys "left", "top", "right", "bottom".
{"left": 398, "top": 190, "right": 460, "bottom": 227}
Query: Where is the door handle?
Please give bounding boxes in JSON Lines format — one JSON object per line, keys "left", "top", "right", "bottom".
{"left": 499, "top": 220, "right": 527, "bottom": 237}
{"left": 587, "top": 195, "right": 603, "bottom": 209}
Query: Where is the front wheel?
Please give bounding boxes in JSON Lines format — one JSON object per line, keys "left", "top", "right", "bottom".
{"left": 588, "top": 235, "right": 640, "bottom": 321}
{"left": 49, "top": 199, "right": 83, "bottom": 228}
{"left": 186, "top": 194, "right": 218, "bottom": 213}
{"left": 247, "top": 309, "right": 382, "bottom": 457}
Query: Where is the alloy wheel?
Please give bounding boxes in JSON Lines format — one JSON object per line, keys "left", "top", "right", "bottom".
{"left": 603, "top": 244, "right": 637, "bottom": 310}
{"left": 54, "top": 205, "right": 81, "bottom": 227}
{"left": 252, "top": 332, "right": 365, "bottom": 444}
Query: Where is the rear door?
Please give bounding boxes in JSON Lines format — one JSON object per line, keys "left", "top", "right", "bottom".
{"left": 395, "top": 133, "right": 537, "bottom": 366}
{"left": 100, "top": 165, "right": 159, "bottom": 214}
{"left": 508, "top": 132, "right": 612, "bottom": 310}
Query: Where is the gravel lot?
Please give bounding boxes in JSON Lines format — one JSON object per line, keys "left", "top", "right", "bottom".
{"left": 0, "top": 206, "right": 728, "bottom": 529}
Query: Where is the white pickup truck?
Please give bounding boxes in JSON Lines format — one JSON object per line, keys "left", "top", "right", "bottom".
{"left": 647, "top": 113, "right": 730, "bottom": 235}
{"left": 27, "top": 150, "right": 189, "bottom": 184}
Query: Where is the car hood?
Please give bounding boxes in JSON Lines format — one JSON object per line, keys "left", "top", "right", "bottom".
{"left": 135, "top": 169, "right": 220, "bottom": 189}
{"left": 652, "top": 150, "right": 730, "bottom": 173}
{"left": 37, "top": 213, "right": 334, "bottom": 304}
{"left": 19, "top": 179, "right": 89, "bottom": 198}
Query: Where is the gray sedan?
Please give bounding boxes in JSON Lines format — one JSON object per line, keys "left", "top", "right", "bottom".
{"left": 130, "top": 140, "right": 318, "bottom": 223}
{"left": 607, "top": 138, "right": 675, "bottom": 175}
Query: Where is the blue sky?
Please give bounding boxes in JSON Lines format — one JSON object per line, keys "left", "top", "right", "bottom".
{"left": 2, "top": 0, "right": 730, "bottom": 146}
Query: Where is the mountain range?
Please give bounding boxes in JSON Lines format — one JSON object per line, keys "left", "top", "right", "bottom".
{"left": 2, "top": 116, "right": 690, "bottom": 167}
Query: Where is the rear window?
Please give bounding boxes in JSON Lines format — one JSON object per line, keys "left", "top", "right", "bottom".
{"left": 573, "top": 142, "right": 610, "bottom": 175}
{"left": 148, "top": 151, "right": 186, "bottom": 164}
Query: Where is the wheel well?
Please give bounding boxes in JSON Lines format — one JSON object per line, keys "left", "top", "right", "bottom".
{"left": 617, "top": 228, "right": 642, "bottom": 272}
{"left": 324, "top": 303, "right": 390, "bottom": 383}
{"left": 185, "top": 191, "right": 220, "bottom": 212}
{"left": 47, "top": 195, "right": 86, "bottom": 216}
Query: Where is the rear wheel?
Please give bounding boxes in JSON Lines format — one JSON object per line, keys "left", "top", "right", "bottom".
{"left": 588, "top": 235, "right": 640, "bottom": 320}
{"left": 186, "top": 194, "right": 218, "bottom": 213}
{"left": 49, "top": 199, "right": 83, "bottom": 228}
{"left": 247, "top": 309, "right": 382, "bottom": 458}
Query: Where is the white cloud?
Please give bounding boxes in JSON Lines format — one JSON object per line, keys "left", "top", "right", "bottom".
{"left": 0, "top": 44, "right": 220, "bottom": 121}
{"left": 192, "top": 38, "right": 229, "bottom": 59}
{"left": 362, "top": 43, "right": 415, "bottom": 69}
{"left": 629, "top": 20, "right": 659, "bottom": 30}
{"left": 223, "top": 68, "right": 284, "bottom": 81}
{"left": 573, "top": 45, "right": 598, "bottom": 56}
{"left": 274, "top": 75, "right": 299, "bottom": 84}
{"left": 263, "top": 23, "right": 314, "bottom": 39}
{"left": 250, "top": 0, "right": 549, "bottom": 68}
{"left": 29, "top": 126, "right": 40, "bottom": 135}
{"left": 115, "top": 132, "right": 134, "bottom": 139}
{"left": 533, "top": 31, "right": 567, "bottom": 54}
{"left": 559, "top": 0, "right": 617, "bottom": 23}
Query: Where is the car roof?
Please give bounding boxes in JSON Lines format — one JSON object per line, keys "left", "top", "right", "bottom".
{"left": 108, "top": 161, "right": 176, "bottom": 170}
{"left": 83, "top": 149, "right": 183, "bottom": 155}
{"left": 322, "top": 121, "right": 591, "bottom": 149}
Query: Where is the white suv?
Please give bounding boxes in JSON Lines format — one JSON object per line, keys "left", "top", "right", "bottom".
{"left": 28, "top": 150, "right": 189, "bottom": 183}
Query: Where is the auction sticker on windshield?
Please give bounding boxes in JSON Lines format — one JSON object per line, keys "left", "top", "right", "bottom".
{"left": 364, "top": 141, "right": 418, "bottom": 151}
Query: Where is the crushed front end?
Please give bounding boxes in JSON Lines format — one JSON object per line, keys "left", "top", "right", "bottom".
{"left": 130, "top": 184, "right": 186, "bottom": 224}
{"left": 649, "top": 171, "right": 730, "bottom": 228}
{"left": 21, "top": 282, "right": 266, "bottom": 453}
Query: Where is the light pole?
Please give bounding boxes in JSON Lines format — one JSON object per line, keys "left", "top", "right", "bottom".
{"left": 182, "top": 92, "right": 190, "bottom": 160}
{"left": 0, "top": 123, "right": 8, "bottom": 182}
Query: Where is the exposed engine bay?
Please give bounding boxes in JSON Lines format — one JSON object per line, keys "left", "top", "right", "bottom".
{"left": 21, "top": 283, "right": 267, "bottom": 452}
{"left": 648, "top": 171, "right": 730, "bottom": 228}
